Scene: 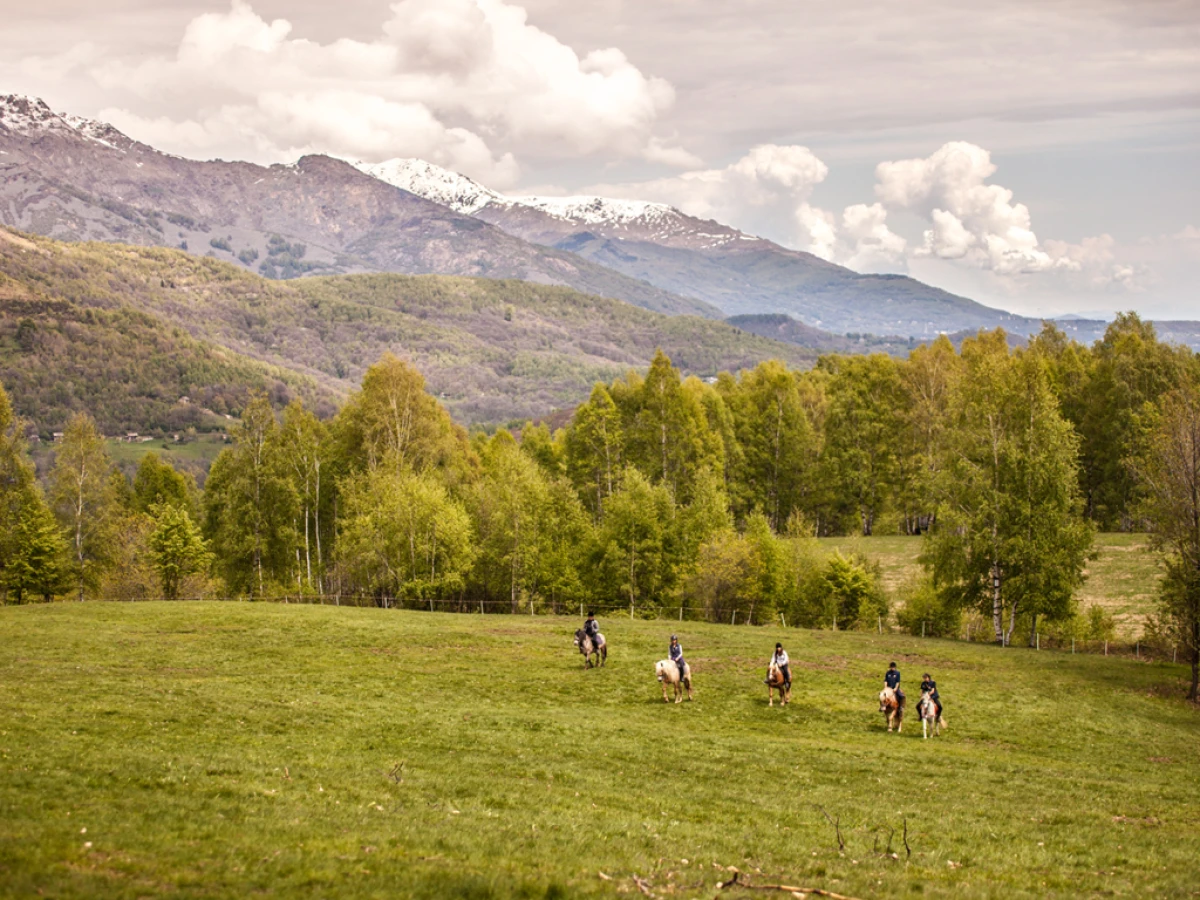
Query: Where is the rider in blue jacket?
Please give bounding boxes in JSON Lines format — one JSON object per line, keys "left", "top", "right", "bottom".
{"left": 885, "top": 661, "right": 904, "bottom": 706}
{"left": 669, "top": 635, "right": 686, "bottom": 677}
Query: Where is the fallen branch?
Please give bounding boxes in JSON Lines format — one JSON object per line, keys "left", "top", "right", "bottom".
{"left": 902, "top": 816, "right": 911, "bottom": 860}
{"left": 816, "top": 805, "right": 845, "bottom": 851}
{"left": 715, "top": 870, "right": 865, "bottom": 900}
{"left": 632, "top": 874, "right": 654, "bottom": 896}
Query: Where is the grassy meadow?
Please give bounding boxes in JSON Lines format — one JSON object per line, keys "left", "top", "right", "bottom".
{"left": 819, "top": 533, "right": 1164, "bottom": 636}
{"left": 1, "top": 602, "right": 1197, "bottom": 899}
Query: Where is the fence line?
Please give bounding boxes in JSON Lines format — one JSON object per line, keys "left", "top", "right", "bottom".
{"left": 3, "top": 594, "right": 1183, "bottom": 664}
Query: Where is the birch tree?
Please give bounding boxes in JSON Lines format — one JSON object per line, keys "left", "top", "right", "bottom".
{"left": 922, "top": 331, "right": 1093, "bottom": 645}
{"left": 48, "top": 413, "right": 119, "bottom": 601}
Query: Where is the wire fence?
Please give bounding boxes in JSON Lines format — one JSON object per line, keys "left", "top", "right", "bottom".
{"left": 4, "top": 593, "right": 1187, "bottom": 665}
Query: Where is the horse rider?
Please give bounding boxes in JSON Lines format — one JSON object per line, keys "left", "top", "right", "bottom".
{"left": 766, "top": 642, "right": 791, "bottom": 691}
{"left": 920, "top": 672, "right": 942, "bottom": 719}
{"left": 583, "top": 611, "right": 600, "bottom": 648}
{"left": 669, "top": 635, "right": 686, "bottom": 678}
{"left": 885, "top": 661, "right": 904, "bottom": 707}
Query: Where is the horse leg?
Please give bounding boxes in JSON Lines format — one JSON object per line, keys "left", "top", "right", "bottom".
{"left": 768, "top": 684, "right": 774, "bottom": 707}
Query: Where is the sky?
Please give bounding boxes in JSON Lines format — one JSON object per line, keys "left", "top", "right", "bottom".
{"left": 2, "top": 0, "right": 1198, "bottom": 319}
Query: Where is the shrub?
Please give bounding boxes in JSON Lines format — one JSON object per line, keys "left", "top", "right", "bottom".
{"left": 896, "top": 574, "right": 961, "bottom": 637}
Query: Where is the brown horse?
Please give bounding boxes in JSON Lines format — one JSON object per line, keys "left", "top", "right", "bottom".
{"left": 656, "top": 659, "right": 693, "bottom": 703}
{"left": 573, "top": 629, "right": 606, "bottom": 668}
{"left": 879, "top": 686, "right": 905, "bottom": 732}
{"left": 767, "top": 661, "right": 790, "bottom": 706}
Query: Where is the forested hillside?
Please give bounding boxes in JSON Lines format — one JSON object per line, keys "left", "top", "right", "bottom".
{"left": 3, "top": 318, "right": 1198, "bottom": 689}
{"left": 0, "top": 231, "right": 331, "bottom": 436}
{"left": 0, "top": 228, "right": 815, "bottom": 430}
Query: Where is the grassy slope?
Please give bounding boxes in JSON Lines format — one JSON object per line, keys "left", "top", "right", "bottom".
{"left": 1, "top": 603, "right": 1196, "bottom": 899}
{"left": 0, "top": 228, "right": 816, "bottom": 429}
{"left": 819, "top": 534, "right": 1163, "bottom": 636}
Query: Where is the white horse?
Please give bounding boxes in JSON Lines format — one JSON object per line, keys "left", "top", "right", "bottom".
{"left": 919, "top": 690, "right": 946, "bottom": 739}
{"left": 655, "top": 659, "right": 693, "bottom": 703}
{"left": 879, "top": 686, "right": 904, "bottom": 733}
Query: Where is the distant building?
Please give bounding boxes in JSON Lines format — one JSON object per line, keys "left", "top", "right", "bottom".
{"left": 124, "top": 432, "right": 139, "bottom": 442}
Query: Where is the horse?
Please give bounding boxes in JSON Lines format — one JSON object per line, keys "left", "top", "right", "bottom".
{"left": 919, "top": 691, "right": 946, "bottom": 739}
{"left": 879, "top": 686, "right": 904, "bottom": 733}
{"left": 655, "top": 659, "right": 693, "bottom": 703}
{"left": 767, "top": 661, "right": 790, "bottom": 707}
{"left": 573, "top": 629, "right": 607, "bottom": 669}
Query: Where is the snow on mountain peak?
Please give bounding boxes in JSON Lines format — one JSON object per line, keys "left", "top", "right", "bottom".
{"left": 513, "top": 195, "right": 676, "bottom": 227}
{"left": 358, "top": 157, "right": 693, "bottom": 231}
{"left": 0, "top": 94, "right": 130, "bottom": 150}
{"left": 354, "top": 158, "right": 506, "bottom": 215}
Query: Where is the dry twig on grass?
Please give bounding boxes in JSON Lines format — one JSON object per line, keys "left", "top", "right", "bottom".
{"left": 816, "top": 805, "right": 845, "bottom": 851}
{"left": 715, "top": 870, "right": 866, "bottom": 900}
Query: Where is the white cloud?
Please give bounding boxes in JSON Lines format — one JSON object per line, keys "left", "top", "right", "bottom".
{"left": 838, "top": 203, "right": 907, "bottom": 271}
{"left": 81, "top": 0, "right": 686, "bottom": 184}
{"left": 874, "top": 141, "right": 1065, "bottom": 275}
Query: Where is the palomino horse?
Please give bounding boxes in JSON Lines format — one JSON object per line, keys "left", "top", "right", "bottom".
{"left": 879, "top": 686, "right": 905, "bottom": 732}
{"left": 573, "top": 629, "right": 607, "bottom": 669}
{"left": 655, "top": 659, "right": 693, "bottom": 703}
{"left": 767, "top": 661, "right": 790, "bottom": 706}
{"left": 919, "top": 691, "right": 946, "bottom": 739}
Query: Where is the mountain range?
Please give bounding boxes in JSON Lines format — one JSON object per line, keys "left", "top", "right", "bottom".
{"left": 2, "top": 93, "right": 1198, "bottom": 359}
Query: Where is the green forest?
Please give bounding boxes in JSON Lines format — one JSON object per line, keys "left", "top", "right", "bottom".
{"left": 2, "top": 314, "right": 1200, "bottom": 700}
{"left": 2, "top": 313, "right": 1199, "bottom": 695}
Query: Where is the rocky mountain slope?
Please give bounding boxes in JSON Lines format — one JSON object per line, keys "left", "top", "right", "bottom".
{"left": 0, "top": 95, "right": 716, "bottom": 318}
{"left": 0, "top": 227, "right": 817, "bottom": 431}
{"left": 360, "top": 158, "right": 1044, "bottom": 337}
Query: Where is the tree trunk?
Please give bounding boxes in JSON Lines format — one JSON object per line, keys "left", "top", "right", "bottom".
{"left": 1028, "top": 613, "right": 1038, "bottom": 648}
{"left": 991, "top": 559, "right": 1003, "bottom": 644}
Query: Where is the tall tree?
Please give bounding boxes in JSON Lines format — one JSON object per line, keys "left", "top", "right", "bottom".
{"left": 1133, "top": 384, "right": 1200, "bottom": 699}
{"left": 0, "top": 382, "right": 38, "bottom": 597}
{"left": 721, "top": 360, "right": 815, "bottom": 530}
{"left": 594, "top": 467, "right": 675, "bottom": 613}
{"left": 819, "top": 354, "right": 905, "bottom": 535}
{"left": 147, "top": 503, "right": 213, "bottom": 601}
{"left": 203, "top": 395, "right": 297, "bottom": 596}
{"left": 896, "top": 335, "right": 961, "bottom": 534}
{"left": 47, "top": 412, "right": 120, "bottom": 601}
{"left": 565, "top": 383, "right": 624, "bottom": 519}
{"left": 625, "top": 350, "right": 723, "bottom": 503}
{"left": 472, "top": 431, "right": 555, "bottom": 612}
{"left": 4, "top": 487, "right": 68, "bottom": 603}
{"left": 337, "top": 464, "right": 475, "bottom": 604}
{"left": 1078, "top": 313, "right": 1188, "bottom": 528}
{"left": 132, "top": 452, "right": 197, "bottom": 516}
{"left": 922, "top": 331, "right": 1094, "bottom": 645}
{"left": 335, "top": 352, "right": 473, "bottom": 481}
{"left": 278, "top": 401, "right": 332, "bottom": 593}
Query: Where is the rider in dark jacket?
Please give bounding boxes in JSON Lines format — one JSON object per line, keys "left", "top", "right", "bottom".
{"left": 583, "top": 612, "right": 600, "bottom": 647}
{"left": 885, "top": 661, "right": 904, "bottom": 706}
{"left": 920, "top": 673, "right": 942, "bottom": 718}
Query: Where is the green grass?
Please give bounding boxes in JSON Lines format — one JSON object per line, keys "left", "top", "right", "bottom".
{"left": 1, "top": 603, "right": 1197, "bottom": 899}
{"left": 103, "top": 436, "right": 230, "bottom": 469}
{"left": 818, "top": 534, "right": 1164, "bottom": 636}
